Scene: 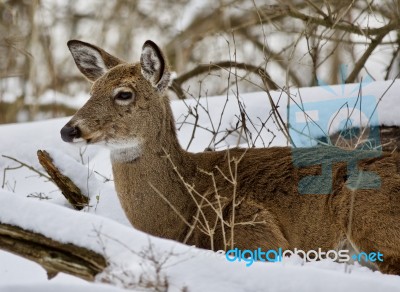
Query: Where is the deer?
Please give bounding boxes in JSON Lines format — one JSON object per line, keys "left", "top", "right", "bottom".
{"left": 60, "top": 39, "right": 400, "bottom": 275}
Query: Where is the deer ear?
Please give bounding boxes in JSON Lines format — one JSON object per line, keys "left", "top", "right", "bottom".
{"left": 140, "top": 40, "right": 171, "bottom": 92}
{"left": 67, "top": 40, "right": 122, "bottom": 82}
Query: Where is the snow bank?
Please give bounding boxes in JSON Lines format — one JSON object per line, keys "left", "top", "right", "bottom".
{"left": 1, "top": 192, "right": 400, "bottom": 292}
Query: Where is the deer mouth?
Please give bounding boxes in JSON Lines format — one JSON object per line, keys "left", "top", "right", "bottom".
{"left": 78, "top": 133, "right": 105, "bottom": 145}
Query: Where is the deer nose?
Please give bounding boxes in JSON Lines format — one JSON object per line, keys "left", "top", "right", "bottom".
{"left": 60, "top": 125, "right": 80, "bottom": 142}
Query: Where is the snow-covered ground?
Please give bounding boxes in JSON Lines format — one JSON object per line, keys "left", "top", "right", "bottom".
{"left": 1, "top": 80, "right": 400, "bottom": 291}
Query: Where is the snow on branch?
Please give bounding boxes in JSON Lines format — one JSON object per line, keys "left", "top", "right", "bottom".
{"left": 37, "top": 150, "right": 89, "bottom": 210}
{"left": 0, "top": 222, "right": 106, "bottom": 281}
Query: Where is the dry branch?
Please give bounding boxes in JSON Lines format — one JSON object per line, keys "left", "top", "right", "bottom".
{"left": 170, "top": 61, "right": 278, "bottom": 99}
{"left": 345, "top": 32, "right": 390, "bottom": 83}
{"left": 164, "top": 2, "right": 309, "bottom": 66}
{"left": 2, "top": 154, "right": 51, "bottom": 181}
{"left": 0, "top": 223, "right": 106, "bottom": 281}
{"left": 37, "top": 150, "right": 88, "bottom": 210}
{"left": 283, "top": 5, "right": 399, "bottom": 37}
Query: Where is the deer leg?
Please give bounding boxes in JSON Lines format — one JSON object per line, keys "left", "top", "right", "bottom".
{"left": 220, "top": 201, "right": 290, "bottom": 251}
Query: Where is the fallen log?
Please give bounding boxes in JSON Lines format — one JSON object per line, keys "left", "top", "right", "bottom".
{"left": 0, "top": 223, "right": 107, "bottom": 281}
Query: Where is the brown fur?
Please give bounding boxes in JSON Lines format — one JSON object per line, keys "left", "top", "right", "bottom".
{"left": 62, "top": 40, "right": 400, "bottom": 275}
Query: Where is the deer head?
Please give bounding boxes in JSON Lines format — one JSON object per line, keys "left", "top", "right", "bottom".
{"left": 61, "top": 40, "right": 173, "bottom": 162}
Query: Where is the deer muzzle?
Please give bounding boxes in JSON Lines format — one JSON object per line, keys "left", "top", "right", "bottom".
{"left": 60, "top": 124, "right": 81, "bottom": 142}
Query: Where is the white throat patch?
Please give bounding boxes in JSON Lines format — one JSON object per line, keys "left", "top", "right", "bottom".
{"left": 109, "top": 140, "right": 142, "bottom": 163}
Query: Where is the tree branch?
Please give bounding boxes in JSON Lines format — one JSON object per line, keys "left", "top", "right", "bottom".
{"left": 37, "top": 150, "right": 89, "bottom": 210}
{"left": 345, "top": 31, "right": 390, "bottom": 83}
{"left": 283, "top": 5, "right": 399, "bottom": 37}
{"left": 170, "top": 61, "right": 278, "bottom": 99}
{"left": 0, "top": 223, "right": 106, "bottom": 281}
{"left": 235, "top": 28, "right": 303, "bottom": 87}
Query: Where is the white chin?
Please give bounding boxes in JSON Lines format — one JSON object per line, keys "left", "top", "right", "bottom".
{"left": 72, "top": 137, "right": 85, "bottom": 143}
{"left": 67, "top": 138, "right": 88, "bottom": 147}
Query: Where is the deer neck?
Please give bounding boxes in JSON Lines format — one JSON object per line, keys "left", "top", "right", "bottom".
{"left": 110, "top": 104, "right": 185, "bottom": 165}
{"left": 110, "top": 103, "right": 196, "bottom": 241}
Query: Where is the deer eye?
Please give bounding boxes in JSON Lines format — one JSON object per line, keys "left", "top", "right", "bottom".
{"left": 115, "top": 91, "right": 133, "bottom": 100}
{"left": 113, "top": 89, "right": 136, "bottom": 105}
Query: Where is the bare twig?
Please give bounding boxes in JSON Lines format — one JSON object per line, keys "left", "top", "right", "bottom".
{"left": 283, "top": 5, "right": 399, "bottom": 37}
{"left": 2, "top": 154, "right": 51, "bottom": 181}
{"left": 170, "top": 61, "right": 278, "bottom": 99}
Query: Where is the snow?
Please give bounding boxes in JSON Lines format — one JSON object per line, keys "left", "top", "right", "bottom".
{"left": 1, "top": 283, "right": 127, "bottom": 292}
{"left": 1, "top": 191, "right": 400, "bottom": 292}
{"left": 1, "top": 80, "right": 400, "bottom": 291}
